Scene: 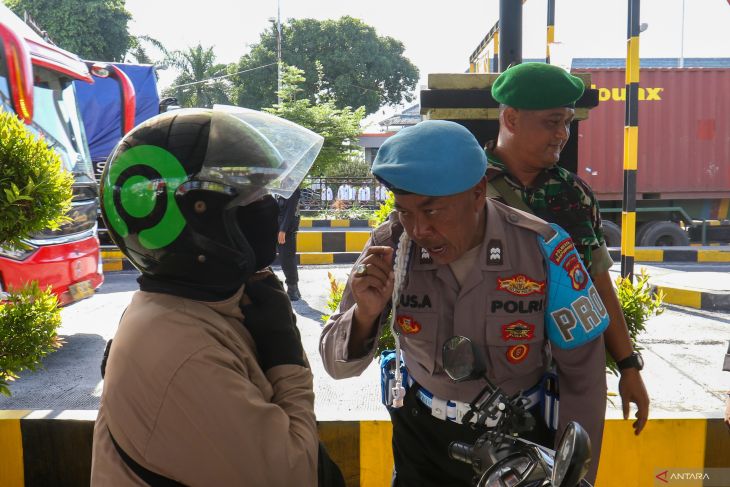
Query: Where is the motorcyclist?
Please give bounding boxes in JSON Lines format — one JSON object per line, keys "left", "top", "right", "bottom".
{"left": 90, "top": 106, "right": 338, "bottom": 486}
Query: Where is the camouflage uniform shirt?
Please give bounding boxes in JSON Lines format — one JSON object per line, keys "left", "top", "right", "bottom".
{"left": 485, "top": 147, "right": 613, "bottom": 276}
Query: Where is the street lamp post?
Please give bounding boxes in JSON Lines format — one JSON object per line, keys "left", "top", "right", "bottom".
{"left": 276, "top": 0, "right": 282, "bottom": 104}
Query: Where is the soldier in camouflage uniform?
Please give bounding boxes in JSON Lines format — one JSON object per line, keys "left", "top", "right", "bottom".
{"left": 486, "top": 62, "right": 649, "bottom": 436}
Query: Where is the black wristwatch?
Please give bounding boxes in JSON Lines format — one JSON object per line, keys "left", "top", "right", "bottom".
{"left": 617, "top": 352, "right": 644, "bottom": 371}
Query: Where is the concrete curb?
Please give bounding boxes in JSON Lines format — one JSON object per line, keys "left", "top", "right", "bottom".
{"left": 608, "top": 247, "right": 730, "bottom": 263}
{"left": 0, "top": 412, "right": 728, "bottom": 487}
{"left": 299, "top": 218, "right": 375, "bottom": 228}
{"left": 652, "top": 284, "right": 730, "bottom": 311}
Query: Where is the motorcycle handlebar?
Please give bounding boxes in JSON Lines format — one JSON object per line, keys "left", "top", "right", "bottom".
{"left": 448, "top": 441, "right": 475, "bottom": 465}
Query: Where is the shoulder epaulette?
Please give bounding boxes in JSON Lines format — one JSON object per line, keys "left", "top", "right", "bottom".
{"left": 490, "top": 199, "right": 557, "bottom": 241}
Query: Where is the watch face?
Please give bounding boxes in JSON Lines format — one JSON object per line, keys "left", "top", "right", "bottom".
{"left": 635, "top": 353, "right": 644, "bottom": 370}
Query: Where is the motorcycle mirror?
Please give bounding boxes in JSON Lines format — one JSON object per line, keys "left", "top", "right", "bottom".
{"left": 442, "top": 336, "right": 486, "bottom": 382}
{"left": 551, "top": 421, "right": 592, "bottom": 487}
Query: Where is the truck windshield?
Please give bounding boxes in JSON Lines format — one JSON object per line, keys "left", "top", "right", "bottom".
{"left": 0, "top": 67, "right": 94, "bottom": 185}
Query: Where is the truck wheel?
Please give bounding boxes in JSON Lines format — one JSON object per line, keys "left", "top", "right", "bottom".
{"left": 601, "top": 221, "right": 621, "bottom": 247}
{"left": 639, "top": 221, "right": 690, "bottom": 247}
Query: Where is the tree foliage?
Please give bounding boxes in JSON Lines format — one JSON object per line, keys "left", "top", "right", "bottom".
{"left": 0, "top": 111, "right": 73, "bottom": 249}
{"left": 264, "top": 65, "right": 365, "bottom": 176}
{"left": 6, "top": 0, "right": 132, "bottom": 61}
{"left": 163, "top": 44, "right": 231, "bottom": 108}
{"left": 232, "top": 16, "right": 419, "bottom": 115}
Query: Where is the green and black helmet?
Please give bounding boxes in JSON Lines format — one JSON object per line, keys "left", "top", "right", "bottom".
{"left": 100, "top": 106, "right": 323, "bottom": 291}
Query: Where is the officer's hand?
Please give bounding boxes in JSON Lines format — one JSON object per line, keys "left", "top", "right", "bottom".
{"left": 278, "top": 231, "right": 286, "bottom": 245}
{"left": 241, "top": 272, "right": 305, "bottom": 371}
{"left": 724, "top": 395, "right": 730, "bottom": 432}
{"left": 350, "top": 246, "right": 394, "bottom": 326}
{"left": 618, "top": 368, "right": 649, "bottom": 435}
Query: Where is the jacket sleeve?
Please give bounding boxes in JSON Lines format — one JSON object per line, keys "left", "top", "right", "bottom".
{"left": 551, "top": 334, "right": 607, "bottom": 484}
{"left": 279, "top": 188, "right": 301, "bottom": 233}
{"left": 144, "top": 349, "right": 318, "bottom": 487}
{"left": 319, "top": 238, "right": 387, "bottom": 379}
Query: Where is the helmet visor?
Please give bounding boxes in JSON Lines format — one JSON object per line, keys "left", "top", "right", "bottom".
{"left": 199, "top": 105, "right": 323, "bottom": 207}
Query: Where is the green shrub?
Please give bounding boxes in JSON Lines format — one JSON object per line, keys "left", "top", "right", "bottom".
{"left": 321, "top": 271, "right": 395, "bottom": 361}
{"left": 308, "top": 203, "right": 374, "bottom": 221}
{"left": 0, "top": 111, "right": 73, "bottom": 248}
{"left": 609, "top": 268, "right": 664, "bottom": 374}
{"left": 372, "top": 191, "right": 394, "bottom": 226}
{"left": 322, "top": 271, "right": 345, "bottom": 323}
{"left": 0, "top": 282, "right": 63, "bottom": 396}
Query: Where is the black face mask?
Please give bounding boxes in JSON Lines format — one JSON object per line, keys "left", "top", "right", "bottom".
{"left": 236, "top": 195, "right": 280, "bottom": 271}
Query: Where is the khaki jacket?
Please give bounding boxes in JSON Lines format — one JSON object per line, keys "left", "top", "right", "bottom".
{"left": 320, "top": 198, "right": 606, "bottom": 480}
{"left": 91, "top": 287, "right": 317, "bottom": 486}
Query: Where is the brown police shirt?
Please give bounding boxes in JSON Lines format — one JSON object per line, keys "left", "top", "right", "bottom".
{"left": 91, "top": 287, "right": 318, "bottom": 486}
{"left": 320, "top": 198, "right": 607, "bottom": 480}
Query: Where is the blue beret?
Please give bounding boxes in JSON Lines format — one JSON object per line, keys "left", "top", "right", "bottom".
{"left": 371, "top": 120, "right": 487, "bottom": 196}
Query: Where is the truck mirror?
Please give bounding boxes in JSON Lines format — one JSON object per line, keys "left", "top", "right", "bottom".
{"left": 89, "top": 62, "right": 136, "bottom": 135}
{"left": 0, "top": 22, "right": 33, "bottom": 123}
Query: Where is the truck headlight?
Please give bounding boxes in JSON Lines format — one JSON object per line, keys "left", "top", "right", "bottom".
{"left": 0, "top": 243, "right": 38, "bottom": 261}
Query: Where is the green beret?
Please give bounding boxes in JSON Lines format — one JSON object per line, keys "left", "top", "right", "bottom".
{"left": 491, "top": 63, "right": 585, "bottom": 110}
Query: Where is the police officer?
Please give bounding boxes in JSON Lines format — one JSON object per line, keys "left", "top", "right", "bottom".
{"left": 320, "top": 120, "right": 608, "bottom": 486}
{"left": 277, "top": 187, "right": 302, "bottom": 301}
{"left": 91, "top": 107, "right": 341, "bottom": 486}
{"left": 486, "top": 62, "right": 649, "bottom": 435}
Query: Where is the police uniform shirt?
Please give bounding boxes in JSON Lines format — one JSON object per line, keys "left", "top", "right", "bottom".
{"left": 320, "top": 198, "right": 607, "bottom": 422}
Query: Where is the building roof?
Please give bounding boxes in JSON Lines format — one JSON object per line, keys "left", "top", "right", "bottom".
{"left": 378, "top": 103, "right": 422, "bottom": 127}
{"left": 572, "top": 58, "right": 730, "bottom": 69}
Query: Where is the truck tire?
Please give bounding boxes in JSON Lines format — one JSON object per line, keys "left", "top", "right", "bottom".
{"left": 601, "top": 221, "right": 622, "bottom": 247}
{"left": 638, "top": 221, "right": 690, "bottom": 247}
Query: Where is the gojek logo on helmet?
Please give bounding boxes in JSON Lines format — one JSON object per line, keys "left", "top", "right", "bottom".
{"left": 103, "top": 145, "right": 187, "bottom": 250}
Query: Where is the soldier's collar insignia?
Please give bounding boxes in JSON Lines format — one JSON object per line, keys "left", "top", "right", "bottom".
{"left": 420, "top": 247, "right": 433, "bottom": 264}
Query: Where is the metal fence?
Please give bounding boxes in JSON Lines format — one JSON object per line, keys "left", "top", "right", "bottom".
{"left": 301, "top": 177, "right": 389, "bottom": 210}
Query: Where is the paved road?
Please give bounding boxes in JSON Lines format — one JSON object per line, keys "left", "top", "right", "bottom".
{"left": 1, "top": 264, "right": 728, "bottom": 423}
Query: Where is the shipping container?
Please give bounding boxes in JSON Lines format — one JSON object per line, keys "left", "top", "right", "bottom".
{"left": 573, "top": 61, "right": 730, "bottom": 245}
{"left": 575, "top": 66, "right": 730, "bottom": 202}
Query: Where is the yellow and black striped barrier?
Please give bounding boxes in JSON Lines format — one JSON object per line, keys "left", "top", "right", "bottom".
{"left": 620, "top": 0, "right": 641, "bottom": 279}
{"left": 546, "top": 0, "right": 555, "bottom": 64}
{"left": 102, "top": 242, "right": 730, "bottom": 274}
{"left": 299, "top": 219, "right": 376, "bottom": 229}
{"left": 1, "top": 412, "right": 728, "bottom": 487}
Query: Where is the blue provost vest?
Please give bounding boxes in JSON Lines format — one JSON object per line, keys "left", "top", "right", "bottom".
{"left": 538, "top": 224, "right": 609, "bottom": 349}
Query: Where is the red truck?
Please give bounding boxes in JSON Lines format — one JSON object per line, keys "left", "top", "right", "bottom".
{"left": 0, "top": 6, "right": 105, "bottom": 305}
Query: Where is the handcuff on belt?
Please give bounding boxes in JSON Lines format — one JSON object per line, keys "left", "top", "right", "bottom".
{"left": 408, "top": 375, "right": 541, "bottom": 427}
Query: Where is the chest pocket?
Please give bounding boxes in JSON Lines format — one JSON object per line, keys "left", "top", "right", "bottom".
{"left": 397, "top": 307, "right": 439, "bottom": 375}
{"left": 483, "top": 314, "right": 545, "bottom": 383}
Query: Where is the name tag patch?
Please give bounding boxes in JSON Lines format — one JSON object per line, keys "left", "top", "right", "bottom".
{"left": 506, "top": 344, "right": 529, "bottom": 363}
{"left": 399, "top": 294, "right": 432, "bottom": 309}
{"left": 491, "top": 299, "right": 544, "bottom": 314}
{"left": 501, "top": 321, "right": 535, "bottom": 341}
{"left": 497, "top": 274, "right": 545, "bottom": 296}
{"left": 397, "top": 315, "right": 422, "bottom": 334}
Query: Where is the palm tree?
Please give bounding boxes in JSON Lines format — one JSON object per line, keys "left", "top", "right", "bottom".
{"left": 164, "top": 44, "right": 231, "bottom": 108}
